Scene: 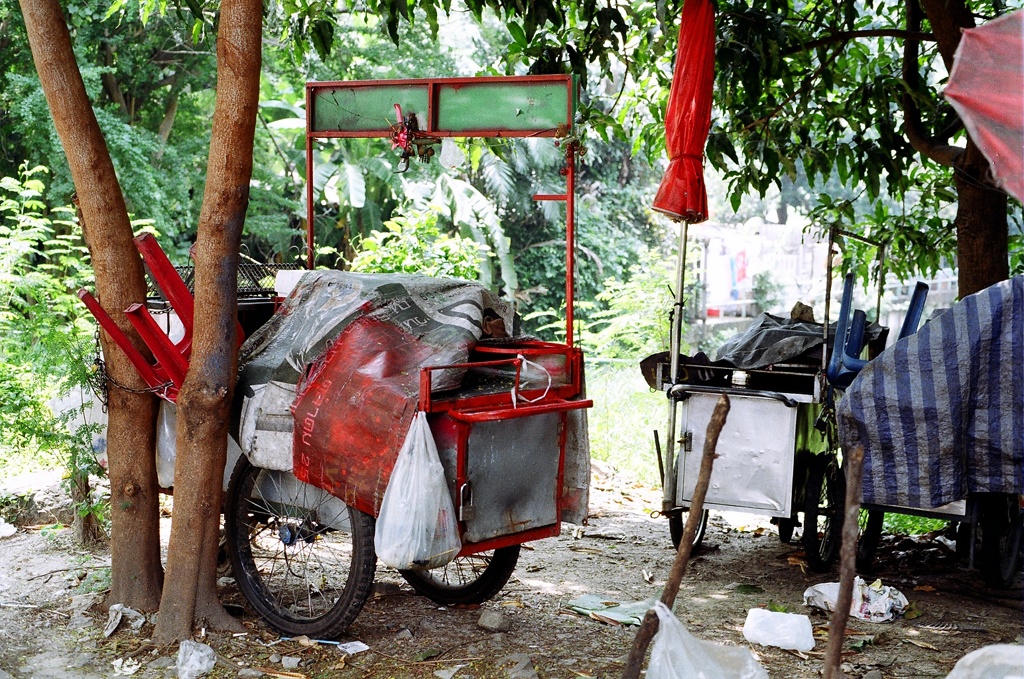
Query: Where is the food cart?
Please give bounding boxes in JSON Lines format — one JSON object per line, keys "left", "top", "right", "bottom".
{"left": 79, "top": 75, "right": 593, "bottom": 637}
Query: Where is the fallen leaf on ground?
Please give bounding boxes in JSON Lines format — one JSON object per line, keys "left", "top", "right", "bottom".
{"left": 913, "top": 585, "right": 936, "bottom": 592}
{"left": 906, "top": 639, "right": 939, "bottom": 651}
{"left": 588, "top": 612, "right": 622, "bottom": 626}
{"left": 903, "top": 602, "right": 923, "bottom": 620}
{"left": 569, "top": 546, "right": 604, "bottom": 555}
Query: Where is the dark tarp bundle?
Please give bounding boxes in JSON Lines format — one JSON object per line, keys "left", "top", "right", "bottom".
{"left": 714, "top": 313, "right": 886, "bottom": 370}
{"left": 838, "top": 276, "right": 1024, "bottom": 508}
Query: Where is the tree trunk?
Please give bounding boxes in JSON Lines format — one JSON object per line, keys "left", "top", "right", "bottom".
{"left": 954, "top": 145, "right": 1009, "bottom": 297}
{"left": 70, "top": 467, "right": 100, "bottom": 545}
{"left": 153, "top": 0, "right": 262, "bottom": 644}
{"left": 20, "top": 0, "right": 163, "bottom": 610}
{"left": 920, "top": 0, "right": 1010, "bottom": 297}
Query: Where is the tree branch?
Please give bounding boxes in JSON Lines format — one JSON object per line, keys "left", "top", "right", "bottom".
{"left": 822, "top": 444, "right": 864, "bottom": 679}
{"left": 100, "top": 42, "right": 129, "bottom": 117}
{"left": 901, "top": 0, "right": 963, "bottom": 167}
{"left": 784, "top": 28, "right": 934, "bottom": 56}
{"left": 622, "top": 395, "right": 730, "bottom": 679}
{"left": 155, "top": 75, "right": 179, "bottom": 158}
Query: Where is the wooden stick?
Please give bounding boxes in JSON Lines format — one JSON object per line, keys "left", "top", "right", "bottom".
{"left": 822, "top": 444, "right": 864, "bottom": 679}
{"left": 622, "top": 394, "right": 730, "bottom": 679}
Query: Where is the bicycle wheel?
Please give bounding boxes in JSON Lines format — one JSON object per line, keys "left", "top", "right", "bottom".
{"left": 856, "top": 509, "right": 884, "bottom": 572}
{"left": 669, "top": 509, "right": 710, "bottom": 551}
{"left": 980, "top": 493, "right": 1023, "bottom": 589}
{"left": 400, "top": 546, "right": 520, "bottom": 605}
{"left": 802, "top": 455, "right": 844, "bottom": 572}
{"left": 225, "top": 456, "right": 377, "bottom": 637}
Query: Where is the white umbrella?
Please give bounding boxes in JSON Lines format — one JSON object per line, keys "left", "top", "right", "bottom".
{"left": 944, "top": 10, "right": 1024, "bottom": 201}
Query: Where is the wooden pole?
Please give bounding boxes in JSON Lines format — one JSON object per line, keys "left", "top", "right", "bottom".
{"left": 622, "top": 393, "right": 730, "bottom": 679}
{"left": 822, "top": 443, "right": 865, "bottom": 679}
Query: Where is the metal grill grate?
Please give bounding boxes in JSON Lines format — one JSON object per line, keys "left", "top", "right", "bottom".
{"left": 147, "top": 261, "right": 303, "bottom": 301}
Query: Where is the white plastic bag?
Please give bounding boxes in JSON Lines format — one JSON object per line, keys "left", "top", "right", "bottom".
{"left": 648, "top": 602, "right": 769, "bottom": 679}
{"left": 374, "top": 412, "right": 461, "bottom": 570}
{"left": 803, "top": 576, "right": 908, "bottom": 623}
{"left": 155, "top": 401, "right": 177, "bottom": 488}
{"left": 742, "top": 608, "right": 815, "bottom": 651}
{"left": 945, "top": 644, "right": 1024, "bottom": 679}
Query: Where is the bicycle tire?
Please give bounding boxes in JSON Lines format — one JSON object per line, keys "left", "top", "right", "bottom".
{"left": 225, "top": 456, "right": 377, "bottom": 637}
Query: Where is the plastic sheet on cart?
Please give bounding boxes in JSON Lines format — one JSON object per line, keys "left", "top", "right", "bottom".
{"left": 838, "top": 276, "right": 1024, "bottom": 508}
{"left": 237, "top": 271, "right": 515, "bottom": 516}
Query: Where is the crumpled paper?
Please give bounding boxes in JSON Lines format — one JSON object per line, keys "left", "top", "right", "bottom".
{"left": 803, "top": 576, "right": 909, "bottom": 623}
{"left": 104, "top": 603, "right": 146, "bottom": 637}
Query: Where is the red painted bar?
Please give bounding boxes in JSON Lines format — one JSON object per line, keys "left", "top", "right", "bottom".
{"left": 565, "top": 148, "right": 577, "bottom": 347}
{"left": 77, "top": 290, "right": 165, "bottom": 389}
{"left": 133, "top": 234, "right": 195, "bottom": 339}
{"left": 458, "top": 524, "right": 561, "bottom": 556}
{"left": 446, "top": 399, "right": 592, "bottom": 424}
{"left": 305, "top": 83, "right": 315, "bottom": 270}
{"left": 124, "top": 303, "right": 188, "bottom": 389}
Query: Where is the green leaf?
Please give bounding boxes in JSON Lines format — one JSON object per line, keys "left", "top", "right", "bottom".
{"left": 508, "top": 22, "right": 527, "bottom": 48}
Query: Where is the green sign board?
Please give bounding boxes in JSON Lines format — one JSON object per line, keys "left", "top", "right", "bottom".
{"left": 309, "top": 76, "right": 576, "bottom": 137}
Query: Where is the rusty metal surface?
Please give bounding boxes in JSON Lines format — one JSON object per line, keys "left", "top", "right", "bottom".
{"left": 462, "top": 413, "right": 562, "bottom": 543}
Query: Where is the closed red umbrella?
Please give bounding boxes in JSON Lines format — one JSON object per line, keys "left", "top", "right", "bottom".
{"left": 652, "top": 0, "right": 716, "bottom": 223}
{"left": 943, "top": 10, "right": 1024, "bottom": 202}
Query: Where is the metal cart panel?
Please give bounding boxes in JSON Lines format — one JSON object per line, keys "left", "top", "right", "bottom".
{"left": 463, "top": 412, "right": 563, "bottom": 543}
{"left": 678, "top": 392, "right": 798, "bottom": 517}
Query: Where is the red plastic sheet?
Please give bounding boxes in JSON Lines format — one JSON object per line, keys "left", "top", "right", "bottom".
{"left": 651, "top": 0, "right": 716, "bottom": 223}
{"left": 291, "top": 316, "right": 431, "bottom": 517}
{"left": 944, "top": 10, "right": 1024, "bottom": 202}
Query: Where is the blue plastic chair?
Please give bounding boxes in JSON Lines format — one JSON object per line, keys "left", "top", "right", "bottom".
{"left": 827, "top": 275, "right": 929, "bottom": 389}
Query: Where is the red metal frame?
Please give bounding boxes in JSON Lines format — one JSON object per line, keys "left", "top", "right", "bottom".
{"left": 306, "top": 75, "right": 574, "bottom": 139}
{"left": 418, "top": 341, "right": 585, "bottom": 414}
{"left": 419, "top": 337, "right": 591, "bottom": 554}
{"left": 77, "top": 290, "right": 170, "bottom": 395}
{"left": 304, "top": 76, "right": 579, "bottom": 347}
{"left": 77, "top": 236, "right": 248, "bottom": 403}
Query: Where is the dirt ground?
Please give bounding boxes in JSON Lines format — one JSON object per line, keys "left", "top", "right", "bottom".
{"left": 0, "top": 469, "right": 1021, "bottom": 679}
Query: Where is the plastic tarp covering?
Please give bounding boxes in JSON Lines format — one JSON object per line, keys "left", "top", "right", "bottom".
{"left": 943, "top": 10, "right": 1024, "bottom": 203}
{"left": 237, "top": 271, "right": 514, "bottom": 517}
{"left": 715, "top": 313, "right": 886, "bottom": 370}
{"left": 838, "top": 276, "right": 1024, "bottom": 508}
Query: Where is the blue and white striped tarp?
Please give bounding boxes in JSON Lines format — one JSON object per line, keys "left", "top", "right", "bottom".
{"left": 838, "top": 276, "right": 1024, "bottom": 508}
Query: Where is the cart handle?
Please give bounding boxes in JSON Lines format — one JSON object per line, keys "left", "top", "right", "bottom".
{"left": 419, "top": 357, "right": 523, "bottom": 410}
{"left": 447, "top": 398, "right": 593, "bottom": 423}
{"left": 668, "top": 383, "right": 798, "bottom": 408}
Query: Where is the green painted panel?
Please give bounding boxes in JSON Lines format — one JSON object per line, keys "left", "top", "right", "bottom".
{"left": 437, "top": 82, "right": 570, "bottom": 133}
{"left": 313, "top": 85, "right": 429, "bottom": 133}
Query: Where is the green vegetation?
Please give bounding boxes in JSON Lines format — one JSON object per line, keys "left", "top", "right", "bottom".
{"left": 881, "top": 513, "right": 949, "bottom": 536}
{"left": 0, "top": 165, "right": 105, "bottom": 534}
{"left": 350, "top": 209, "right": 485, "bottom": 281}
{"left": 586, "top": 364, "right": 664, "bottom": 485}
